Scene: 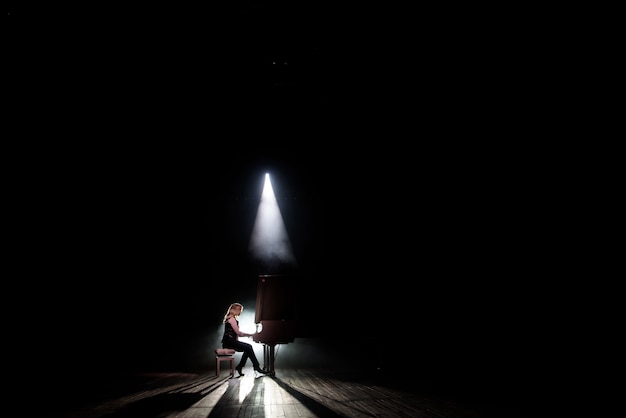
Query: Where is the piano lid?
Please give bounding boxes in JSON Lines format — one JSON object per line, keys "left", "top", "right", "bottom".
{"left": 254, "top": 275, "right": 298, "bottom": 324}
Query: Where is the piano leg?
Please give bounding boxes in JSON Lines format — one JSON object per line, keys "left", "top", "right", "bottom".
{"left": 262, "top": 343, "right": 277, "bottom": 377}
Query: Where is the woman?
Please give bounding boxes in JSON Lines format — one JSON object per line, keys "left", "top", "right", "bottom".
{"left": 221, "top": 302, "right": 269, "bottom": 376}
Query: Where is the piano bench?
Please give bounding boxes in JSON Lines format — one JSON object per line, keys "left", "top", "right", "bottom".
{"left": 215, "top": 348, "right": 236, "bottom": 377}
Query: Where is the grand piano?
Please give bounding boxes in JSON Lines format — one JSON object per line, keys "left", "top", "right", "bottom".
{"left": 253, "top": 275, "right": 297, "bottom": 376}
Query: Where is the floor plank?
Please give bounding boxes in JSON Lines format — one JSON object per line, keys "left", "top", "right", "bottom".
{"left": 36, "top": 368, "right": 533, "bottom": 417}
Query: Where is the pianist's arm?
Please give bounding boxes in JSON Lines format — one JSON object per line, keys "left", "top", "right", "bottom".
{"left": 228, "top": 317, "right": 255, "bottom": 338}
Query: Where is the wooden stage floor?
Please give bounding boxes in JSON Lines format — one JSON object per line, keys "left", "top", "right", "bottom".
{"left": 36, "top": 367, "right": 536, "bottom": 418}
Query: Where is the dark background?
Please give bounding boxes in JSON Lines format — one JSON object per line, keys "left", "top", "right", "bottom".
{"left": 8, "top": 3, "right": 579, "bottom": 414}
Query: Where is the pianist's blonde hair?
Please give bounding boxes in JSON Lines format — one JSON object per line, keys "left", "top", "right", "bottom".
{"left": 223, "top": 302, "right": 244, "bottom": 323}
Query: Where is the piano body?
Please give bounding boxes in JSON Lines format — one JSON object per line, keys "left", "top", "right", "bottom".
{"left": 253, "top": 275, "right": 297, "bottom": 376}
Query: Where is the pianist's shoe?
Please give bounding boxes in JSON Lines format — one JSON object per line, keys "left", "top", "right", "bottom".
{"left": 235, "top": 365, "right": 244, "bottom": 377}
{"left": 254, "top": 367, "right": 269, "bottom": 375}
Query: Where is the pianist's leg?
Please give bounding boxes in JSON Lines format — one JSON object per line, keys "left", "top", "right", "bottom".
{"left": 223, "top": 340, "right": 268, "bottom": 376}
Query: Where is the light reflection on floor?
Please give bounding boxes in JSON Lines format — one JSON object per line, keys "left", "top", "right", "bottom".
{"left": 238, "top": 372, "right": 255, "bottom": 403}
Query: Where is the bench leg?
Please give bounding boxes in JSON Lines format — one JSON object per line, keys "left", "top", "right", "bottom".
{"left": 216, "top": 355, "right": 235, "bottom": 377}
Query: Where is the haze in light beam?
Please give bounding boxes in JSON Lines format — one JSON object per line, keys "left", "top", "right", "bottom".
{"left": 248, "top": 173, "right": 297, "bottom": 269}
